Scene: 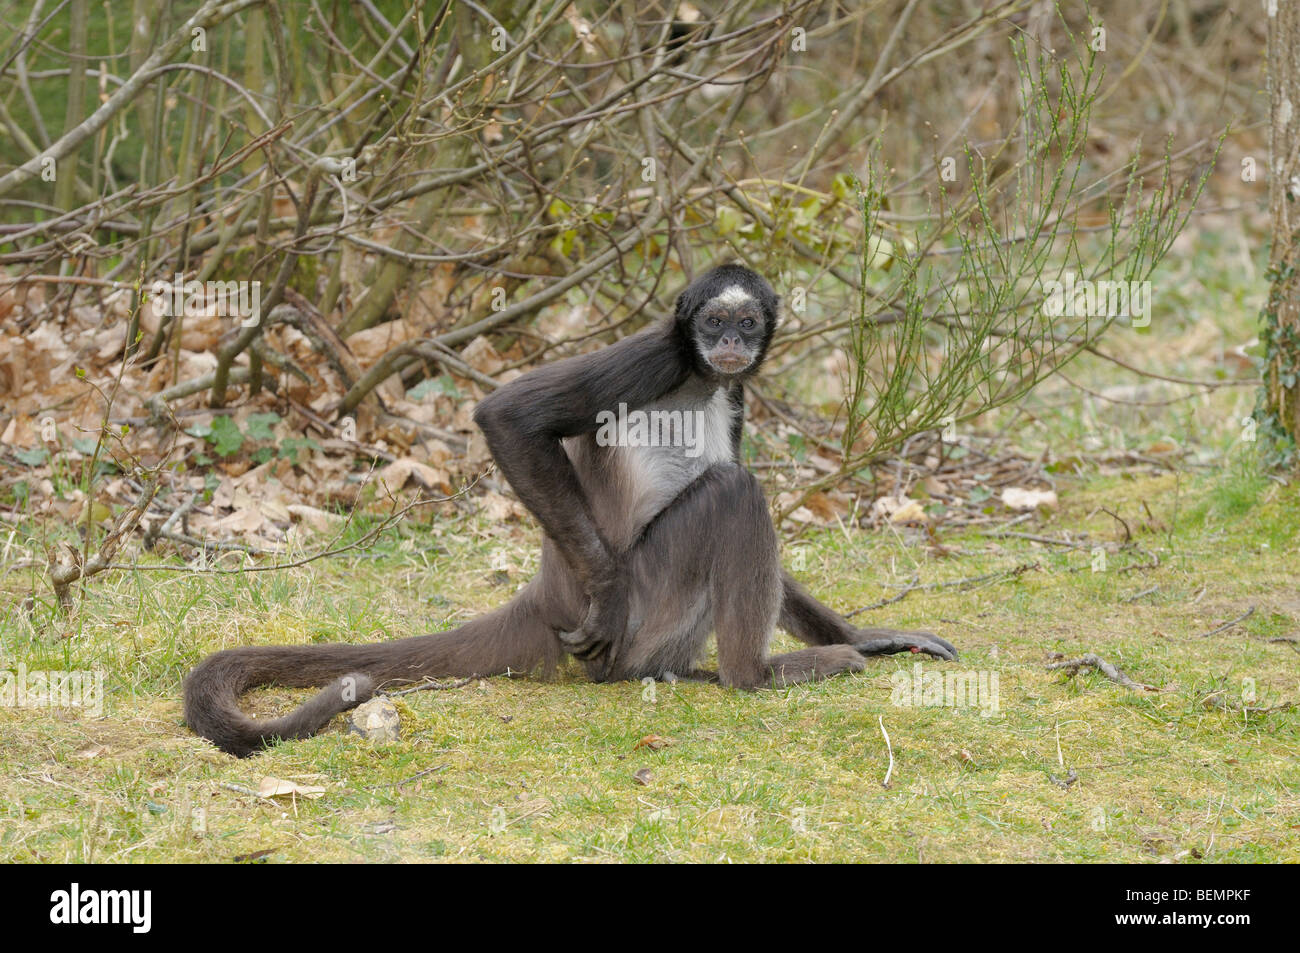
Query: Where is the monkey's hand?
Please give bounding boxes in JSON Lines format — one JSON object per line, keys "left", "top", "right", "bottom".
{"left": 852, "top": 628, "right": 958, "bottom": 661}
{"left": 560, "top": 573, "right": 632, "bottom": 674}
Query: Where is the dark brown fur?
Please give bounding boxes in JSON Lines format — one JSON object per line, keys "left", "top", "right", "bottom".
{"left": 184, "top": 266, "right": 956, "bottom": 757}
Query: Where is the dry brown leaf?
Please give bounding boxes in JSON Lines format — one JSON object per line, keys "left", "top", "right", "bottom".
{"left": 94, "top": 326, "right": 124, "bottom": 361}
{"left": 478, "top": 490, "right": 527, "bottom": 522}
{"left": 922, "top": 476, "right": 947, "bottom": 497}
{"left": 209, "top": 506, "right": 266, "bottom": 535}
{"left": 286, "top": 504, "right": 344, "bottom": 533}
{"left": 380, "top": 457, "right": 450, "bottom": 492}
{"left": 774, "top": 491, "right": 817, "bottom": 525}
{"left": 889, "top": 500, "right": 928, "bottom": 523}
{"left": 872, "top": 496, "right": 929, "bottom": 524}
{"left": 0, "top": 414, "right": 38, "bottom": 448}
{"left": 461, "top": 335, "right": 504, "bottom": 375}
{"left": 256, "top": 777, "right": 326, "bottom": 799}
{"left": 803, "top": 493, "right": 839, "bottom": 522}
{"left": 423, "top": 438, "right": 453, "bottom": 466}
{"left": 346, "top": 318, "right": 421, "bottom": 365}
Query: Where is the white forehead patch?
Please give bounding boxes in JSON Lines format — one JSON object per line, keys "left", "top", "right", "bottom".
{"left": 711, "top": 285, "right": 754, "bottom": 307}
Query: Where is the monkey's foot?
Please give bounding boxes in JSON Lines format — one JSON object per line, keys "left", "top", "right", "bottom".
{"left": 852, "top": 628, "right": 958, "bottom": 661}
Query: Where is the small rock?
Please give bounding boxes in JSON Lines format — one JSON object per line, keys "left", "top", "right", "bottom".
{"left": 347, "top": 697, "right": 401, "bottom": 743}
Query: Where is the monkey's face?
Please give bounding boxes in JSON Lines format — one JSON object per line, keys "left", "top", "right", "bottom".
{"left": 693, "top": 290, "right": 769, "bottom": 377}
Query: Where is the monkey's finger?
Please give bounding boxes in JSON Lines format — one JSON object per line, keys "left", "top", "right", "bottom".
{"left": 854, "top": 627, "right": 958, "bottom": 658}
{"left": 559, "top": 627, "right": 609, "bottom": 662}
{"left": 557, "top": 624, "right": 593, "bottom": 648}
{"left": 557, "top": 628, "right": 583, "bottom": 647}
{"left": 911, "top": 638, "right": 958, "bottom": 661}
{"left": 559, "top": 599, "right": 605, "bottom": 652}
{"left": 853, "top": 633, "right": 958, "bottom": 661}
{"left": 922, "top": 633, "right": 959, "bottom": 659}
{"left": 598, "top": 616, "right": 640, "bottom": 677}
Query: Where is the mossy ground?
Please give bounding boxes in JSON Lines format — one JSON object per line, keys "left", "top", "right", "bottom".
{"left": 1, "top": 464, "right": 1296, "bottom": 863}
{"left": 2, "top": 219, "right": 1295, "bottom": 863}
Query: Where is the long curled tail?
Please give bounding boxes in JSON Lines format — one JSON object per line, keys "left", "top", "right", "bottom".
{"left": 184, "top": 592, "right": 561, "bottom": 757}
{"left": 183, "top": 646, "right": 379, "bottom": 758}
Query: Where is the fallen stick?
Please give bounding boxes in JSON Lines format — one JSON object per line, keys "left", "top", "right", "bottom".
{"left": 1047, "top": 653, "right": 1157, "bottom": 692}
{"left": 1121, "top": 585, "right": 1159, "bottom": 603}
{"left": 849, "top": 562, "right": 1039, "bottom": 616}
{"left": 1194, "top": 606, "right": 1255, "bottom": 638}
{"left": 384, "top": 676, "right": 474, "bottom": 697}
{"left": 847, "top": 572, "right": 919, "bottom": 617}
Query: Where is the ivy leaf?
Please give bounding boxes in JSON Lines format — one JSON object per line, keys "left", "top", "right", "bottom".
{"left": 280, "top": 436, "right": 320, "bottom": 464}
{"left": 245, "top": 412, "right": 281, "bottom": 442}
{"left": 209, "top": 416, "right": 244, "bottom": 456}
{"left": 408, "top": 375, "right": 462, "bottom": 401}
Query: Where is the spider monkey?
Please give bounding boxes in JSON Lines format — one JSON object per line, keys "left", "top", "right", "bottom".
{"left": 184, "top": 264, "right": 957, "bottom": 757}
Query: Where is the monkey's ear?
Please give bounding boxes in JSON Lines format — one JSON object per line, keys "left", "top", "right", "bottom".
{"left": 771, "top": 296, "right": 784, "bottom": 329}
{"left": 674, "top": 281, "right": 705, "bottom": 322}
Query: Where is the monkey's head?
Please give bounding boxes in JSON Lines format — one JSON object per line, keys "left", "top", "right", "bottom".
{"left": 674, "top": 264, "right": 778, "bottom": 380}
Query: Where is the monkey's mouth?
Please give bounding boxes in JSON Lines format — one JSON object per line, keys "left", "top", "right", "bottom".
{"left": 708, "top": 352, "right": 752, "bottom": 374}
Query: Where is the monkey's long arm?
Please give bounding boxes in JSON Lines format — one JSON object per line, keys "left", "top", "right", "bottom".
{"left": 472, "top": 326, "right": 689, "bottom": 631}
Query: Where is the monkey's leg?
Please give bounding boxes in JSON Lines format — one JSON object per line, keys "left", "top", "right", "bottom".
{"left": 600, "top": 465, "right": 870, "bottom": 688}
{"left": 779, "top": 572, "right": 958, "bottom": 661}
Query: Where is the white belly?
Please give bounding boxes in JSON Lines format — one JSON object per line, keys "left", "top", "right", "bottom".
{"left": 567, "top": 387, "right": 737, "bottom": 546}
{"left": 618, "top": 387, "right": 735, "bottom": 529}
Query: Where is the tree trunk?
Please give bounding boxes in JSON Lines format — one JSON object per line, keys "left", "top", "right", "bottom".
{"left": 1262, "top": 0, "right": 1300, "bottom": 459}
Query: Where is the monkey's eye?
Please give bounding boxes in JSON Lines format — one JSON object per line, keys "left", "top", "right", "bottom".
{"left": 740, "top": 318, "right": 756, "bottom": 330}
{"left": 707, "top": 317, "right": 722, "bottom": 328}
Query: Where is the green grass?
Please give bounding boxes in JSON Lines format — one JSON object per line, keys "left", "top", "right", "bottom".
{"left": 0, "top": 219, "right": 1292, "bottom": 863}
{"left": 1, "top": 464, "right": 1297, "bottom": 863}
